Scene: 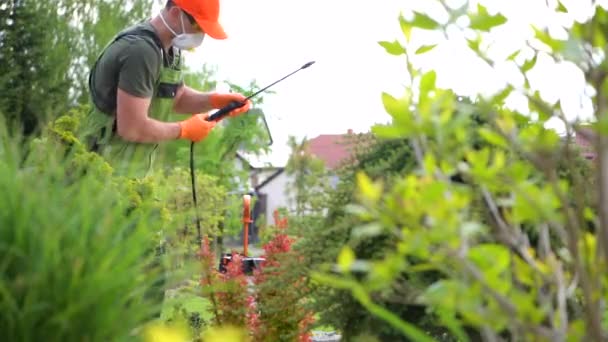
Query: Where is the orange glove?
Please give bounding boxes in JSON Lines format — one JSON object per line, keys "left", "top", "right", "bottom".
{"left": 179, "top": 113, "right": 216, "bottom": 142}
{"left": 209, "top": 92, "right": 252, "bottom": 118}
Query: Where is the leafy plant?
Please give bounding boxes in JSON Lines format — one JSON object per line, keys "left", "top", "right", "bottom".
{"left": 312, "top": 1, "right": 606, "bottom": 341}
{"left": 251, "top": 211, "right": 315, "bottom": 342}
{"left": 0, "top": 121, "right": 164, "bottom": 341}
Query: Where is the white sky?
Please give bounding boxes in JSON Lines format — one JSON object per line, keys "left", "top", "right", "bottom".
{"left": 151, "top": 0, "right": 601, "bottom": 167}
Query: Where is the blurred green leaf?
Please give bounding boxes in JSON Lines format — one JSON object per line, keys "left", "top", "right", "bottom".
{"left": 338, "top": 246, "right": 356, "bottom": 273}
{"left": 371, "top": 123, "right": 406, "bottom": 138}
{"left": 423, "top": 152, "right": 437, "bottom": 174}
{"left": 423, "top": 280, "right": 463, "bottom": 311}
{"left": 467, "top": 35, "right": 482, "bottom": 54}
{"left": 381, "top": 92, "right": 408, "bottom": 118}
{"left": 399, "top": 13, "right": 412, "bottom": 41}
{"left": 494, "top": 85, "right": 514, "bottom": 104}
{"left": 478, "top": 127, "right": 509, "bottom": 148}
{"left": 380, "top": 92, "right": 416, "bottom": 136}
{"left": 344, "top": 204, "right": 374, "bottom": 220}
{"left": 507, "top": 50, "right": 520, "bottom": 61}
{"left": 416, "top": 44, "right": 438, "bottom": 54}
{"left": 533, "top": 27, "right": 565, "bottom": 52}
{"left": 419, "top": 70, "right": 437, "bottom": 103}
{"left": 468, "top": 244, "right": 510, "bottom": 276}
{"left": 356, "top": 171, "right": 383, "bottom": 203}
{"left": 378, "top": 40, "right": 405, "bottom": 55}
{"left": 567, "top": 319, "right": 586, "bottom": 342}
{"left": 469, "top": 4, "right": 507, "bottom": 31}
{"left": 352, "top": 222, "right": 384, "bottom": 240}
{"left": 522, "top": 54, "right": 538, "bottom": 72}
{"left": 409, "top": 11, "right": 440, "bottom": 30}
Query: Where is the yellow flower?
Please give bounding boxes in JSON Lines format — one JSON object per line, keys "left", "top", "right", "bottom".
{"left": 143, "top": 322, "right": 190, "bottom": 342}
{"left": 201, "top": 326, "right": 250, "bottom": 342}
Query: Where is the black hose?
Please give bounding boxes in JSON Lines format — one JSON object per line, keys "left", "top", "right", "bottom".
{"left": 189, "top": 141, "right": 202, "bottom": 244}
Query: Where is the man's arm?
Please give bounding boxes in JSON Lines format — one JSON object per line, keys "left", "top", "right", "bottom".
{"left": 172, "top": 85, "right": 215, "bottom": 114}
{"left": 116, "top": 88, "right": 181, "bottom": 143}
{"left": 172, "top": 85, "right": 252, "bottom": 117}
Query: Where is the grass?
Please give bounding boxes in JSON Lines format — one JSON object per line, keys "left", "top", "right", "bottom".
{"left": 161, "top": 292, "right": 214, "bottom": 323}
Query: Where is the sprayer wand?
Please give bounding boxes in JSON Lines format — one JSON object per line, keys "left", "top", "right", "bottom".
{"left": 191, "top": 61, "right": 316, "bottom": 245}
{"left": 206, "top": 61, "right": 316, "bottom": 122}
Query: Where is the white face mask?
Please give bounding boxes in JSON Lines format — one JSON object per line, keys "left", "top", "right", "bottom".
{"left": 160, "top": 10, "right": 205, "bottom": 50}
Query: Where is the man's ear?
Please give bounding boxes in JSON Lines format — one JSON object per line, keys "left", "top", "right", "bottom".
{"left": 167, "top": 5, "right": 182, "bottom": 21}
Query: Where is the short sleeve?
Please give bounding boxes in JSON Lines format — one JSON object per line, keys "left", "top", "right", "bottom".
{"left": 117, "top": 39, "right": 161, "bottom": 98}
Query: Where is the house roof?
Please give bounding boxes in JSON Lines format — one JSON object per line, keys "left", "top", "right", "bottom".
{"left": 306, "top": 130, "right": 360, "bottom": 170}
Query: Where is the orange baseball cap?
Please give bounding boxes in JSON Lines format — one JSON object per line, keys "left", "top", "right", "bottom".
{"left": 173, "top": 0, "right": 227, "bottom": 40}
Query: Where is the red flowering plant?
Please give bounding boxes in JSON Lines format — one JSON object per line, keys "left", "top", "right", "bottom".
{"left": 197, "top": 210, "right": 314, "bottom": 341}
{"left": 199, "top": 236, "right": 251, "bottom": 328}
{"left": 250, "top": 210, "right": 315, "bottom": 342}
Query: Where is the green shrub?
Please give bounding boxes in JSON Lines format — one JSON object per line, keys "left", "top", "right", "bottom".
{"left": 0, "top": 124, "right": 164, "bottom": 341}
{"left": 312, "top": 2, "right": 606, "bottom": 341}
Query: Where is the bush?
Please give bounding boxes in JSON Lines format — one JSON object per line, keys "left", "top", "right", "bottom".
{"left": 312, "top": 2, "right": 605, "bottom": 341}
{"left": 251, "top": 212, "right": 314, "bottom": 342}
{"left": 0, "top": 123, "right": 165, "bottom": 341}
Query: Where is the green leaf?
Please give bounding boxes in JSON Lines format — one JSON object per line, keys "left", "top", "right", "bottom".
{"left": 513, "top": 256, "right": 534, "bottom": 286}
{"left": 352, "top": 222, "right": 384, "bottom": 240}
{"left": 416, "top": 44, "right": 438, "bottom": 54}
{"left": 419, "top": 70, "right": 437, "bottom": 98}
{"left": 344, "top": 204, "right": 373, "bottom": 220}
{"left": 381, "top": 92, "right": 408, "bottom": 119}
{"left": 506, "top": 50, "right": 520, "bottom": 61}
{"left": 423, "top": 152, "right": 437, "bottom": 174}
{"left": 356, "top": 171, "right": 382, "bottom": 203}
{"left": 557, "top": 1, "right": 568, "bottom": 13}
{"left": 337, "top": 246, "right": 355, "bottom": 273}
{"left": 468, "top": 244, "right": 510, "bottom": 276}
{"left": 399, "top": 13, "right": 412, "bottom": 42}
{"left": 478, "top": 127, "right": 509, "bottom": 148}
{"left": 522, "top": 54, "right": 538, "bottom": 73}
{"left": 371, "top": 123, "right": 405, "bottom": 138}
{"left": 469, "top": 4, "right": 508, "bottom": 31}
{"left": 378, "top": 40, "right": 405, "bottom": 55}
{"left": 410, "top": 11, "right": 440, "bottom": 30}
{"left": 380, "top": 92, "right": 415, "bottom": 136}
{"left": 592, "top": 29, "right": 607, "bottom": 48}
{"left": 533, "top": 27, "right": 565, "bottom": 52}
{"left": 461, "top": 222, "right": 484, "bottom": 238}
{"left": 467, "top": 35, "right": 482, "bottom": 54}
{"left": 584, "top": 207, "right": 596, "bottom": 221}
{"left": 422, "top": 280, "right": 462, "bottom": 310}
{"left": 494, "top": 85, "right": 514, "bottom": 104}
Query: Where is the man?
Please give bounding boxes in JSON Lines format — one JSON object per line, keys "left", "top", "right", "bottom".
{"left": 84, "top": 0, "right": 251, "bottom": 177}
{"left": 83, "top": 0, "right": 251, "bottom": 318}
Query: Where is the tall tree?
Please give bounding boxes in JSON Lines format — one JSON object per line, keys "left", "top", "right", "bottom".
{"left": 284, "top": 135, "right": 331, "bottom": 217}
{"left": 0, "top": 0, "right": 154, "bottom": 135}
{"left": 0, "top": 0, "right": 72, "bottom": 134}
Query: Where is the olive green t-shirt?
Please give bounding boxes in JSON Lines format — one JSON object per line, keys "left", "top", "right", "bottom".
{"left": 89, "top": 21, "right": 162, "bottom": 115}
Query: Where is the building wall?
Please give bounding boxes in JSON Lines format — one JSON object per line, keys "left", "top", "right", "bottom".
{"left": 257, "top": 172, "right": 295, "bottom": 225}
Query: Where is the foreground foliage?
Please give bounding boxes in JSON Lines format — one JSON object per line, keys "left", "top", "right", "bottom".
{"left": 0, "top": 124, "right": 163, "bottom": 341}
{"left": 309, "top": 1, "right": 608, "bottom": 341}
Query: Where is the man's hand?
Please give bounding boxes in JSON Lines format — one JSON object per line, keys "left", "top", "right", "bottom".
{"left": 209, "top": 93, "right": 252, "bottom": 117}
{"left": 179, "top": 113, "right": 217, "bottom": 142}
